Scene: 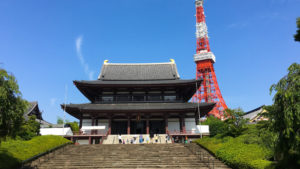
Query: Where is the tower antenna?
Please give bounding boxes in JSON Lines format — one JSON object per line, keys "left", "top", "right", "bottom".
{"left": 193, "top": 0, "right": 227, "bottom": 118}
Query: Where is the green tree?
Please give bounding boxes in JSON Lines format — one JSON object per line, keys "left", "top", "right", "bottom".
{"left": 57, "top": 116, "right": 64, "bottom": 124}
{"left": 66, "top": 121, "right": 79, "bottom": 132}
{"left": 202, "top": 116, "right": 226, "bottom": 137}
{"left": 224, "top": 108, "right": 248, "bottom": 137}
{"left": 0, "top": 68, "right": 28, "bottom": 143}
{"left": 295, "top": 17, "right": 300, "bottom": 42}
{"left": 265, "top": 63, "right": 300, "bottom": 168}
{"left": 17, "top": 115, "right": 40, "bottom": 140}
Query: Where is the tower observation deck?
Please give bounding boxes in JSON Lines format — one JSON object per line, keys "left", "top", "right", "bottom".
{"left": 192, "top": 0, "right": 227, "bottom": 118}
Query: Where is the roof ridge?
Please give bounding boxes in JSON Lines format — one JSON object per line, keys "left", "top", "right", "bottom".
{"left": 104, "top": 62, "right": 175, "bottom": 66}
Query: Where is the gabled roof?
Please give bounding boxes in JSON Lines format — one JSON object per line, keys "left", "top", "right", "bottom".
{"left": 243, "top": 105, "right": 265, "bottom": 121}
{"left": 25, "top": 101, "right": 43, "bottom": 120}
{"left": 98, "top": 60, "right": 180, "bottom": 81}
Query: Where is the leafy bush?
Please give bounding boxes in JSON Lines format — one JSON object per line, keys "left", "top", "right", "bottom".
{"left": 202, "top": 116, "right": 226, "bottom": 137}
{"left": 223, "top": 108, "right": 248, "bottom": 137}
{"left": 195, "top": 125, "right": 275, "bottom": 169}
{"left": 66, "top": 121, "right": 79, "bottom": 132}
{"left": 17, "top": 115, "right": 40, "bottom": 140}
{"left": 0, "top": 135, "right": 71, "bottom": 169}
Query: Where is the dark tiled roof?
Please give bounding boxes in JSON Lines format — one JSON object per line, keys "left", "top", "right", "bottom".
{"left": 25, "top": 102, "right": 38, "bottom": 116}
{"left": 74, "top": 79, "right": 200, "bottom": 86}
{"left": 98, "top": 61, "right": 180, "bottom": 81}
{"left": 63, "top": 102, "right": 215, "bottom": 112}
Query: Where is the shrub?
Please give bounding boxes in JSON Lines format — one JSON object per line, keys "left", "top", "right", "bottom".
{"left": 195, "top": 128, "right": 274, "bottom": 169}
{"left": 0, "top": 135, "right": 71, "bottom": 169}
{"left": 66, "top": 121, "right": 79, "bottom": 132}
{"left": 202, "top": 116, "right": 226, "bottom": 137}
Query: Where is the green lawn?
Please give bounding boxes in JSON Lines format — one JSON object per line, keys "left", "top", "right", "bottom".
{"left": 0, "top": 135, "right": 71, "bottom": 169}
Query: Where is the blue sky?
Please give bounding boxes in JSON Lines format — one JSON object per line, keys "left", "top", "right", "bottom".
{"left": 1, "top": 0, "right": 299, "bottom": 124}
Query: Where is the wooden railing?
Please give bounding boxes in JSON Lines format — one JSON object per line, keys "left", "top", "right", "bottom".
{"left": 72, "top": 130, "right": 108, "bottom": 136}
{"left": 168, "top": 130, "right": 202, "bottom": 135}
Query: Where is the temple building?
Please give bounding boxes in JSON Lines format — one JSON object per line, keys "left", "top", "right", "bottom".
{"left": 62, "top": 60, "right": 215, "bottom": 144}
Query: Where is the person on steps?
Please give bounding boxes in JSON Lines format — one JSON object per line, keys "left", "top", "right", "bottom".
{"left": 118, "top": 134, "right": 122, "bottom": 144}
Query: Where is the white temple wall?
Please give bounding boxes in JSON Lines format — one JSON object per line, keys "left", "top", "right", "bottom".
{"left": 185, "top": 118, "right": 198, "bottom": 134}
{"left": 98, "top": 119, "right": 109, "bottom": 133}
{"left": 168, "top": 118, "right": 180, "bottom": 132}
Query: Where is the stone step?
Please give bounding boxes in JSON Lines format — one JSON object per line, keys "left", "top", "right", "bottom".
{"left": 34, "top": 144, "right": 230, "bottom": 169}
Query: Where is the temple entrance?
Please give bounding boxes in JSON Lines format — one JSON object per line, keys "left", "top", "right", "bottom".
{"left": 111, "top": 121, "right": 127, "bottom": 134}
{"left": 130, "top": 121, "right": 146, "bottom": 134}
{"left": 150, "top": 120, "right": 165, "bottom": 134}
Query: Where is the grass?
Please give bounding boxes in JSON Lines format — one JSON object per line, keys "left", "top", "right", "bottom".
{"left": 0, "top": 135, "right": 71, "bottom": 169}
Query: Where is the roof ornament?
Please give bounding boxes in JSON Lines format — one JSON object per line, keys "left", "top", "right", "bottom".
{"left": 104, "top": 60, "right": 109, "bottom": 64}
{"left": 170, "top": 59, "right": 175, "bottom": 63}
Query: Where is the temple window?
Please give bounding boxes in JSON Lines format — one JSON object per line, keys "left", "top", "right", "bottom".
{"left": 102, "top": 96, "right": 113, "bottom": 102}
{"left": 164, "top": 95, "right": 176, "bottom": 101}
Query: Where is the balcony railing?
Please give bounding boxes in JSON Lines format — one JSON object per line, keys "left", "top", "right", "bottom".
{"left": 168, "top": 130, "right": 207, "bottom": 135}
{"left": 72, "top": 130, "right": 108, "bottom": 136}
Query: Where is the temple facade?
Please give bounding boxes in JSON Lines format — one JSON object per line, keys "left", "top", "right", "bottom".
{"left": 63, "top": 60, "right": 215, "bottom": 144}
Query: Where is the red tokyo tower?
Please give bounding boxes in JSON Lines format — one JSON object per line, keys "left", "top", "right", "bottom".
{"left": 192, "top": 0, "right": 227, "bottom": 118}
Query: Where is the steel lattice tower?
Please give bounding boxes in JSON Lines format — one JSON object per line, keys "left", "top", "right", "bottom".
{"left": 192, "top": 0, "right": 227, "bottom": 118}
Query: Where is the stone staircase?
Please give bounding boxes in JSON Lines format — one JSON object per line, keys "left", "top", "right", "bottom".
{"left": 37, "top": 144, "right": 230, "bottom": 169}
{"left": 102, "top": 134, "right": 172, "bottom": 144}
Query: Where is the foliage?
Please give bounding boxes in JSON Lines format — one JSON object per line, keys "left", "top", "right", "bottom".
{"left": 57, "top": 116, "right": 64, "bottom": 124}
{"left": 17, "top": 115, "right": 40, "bottom": 140}
{"left": 223, "top": 108, "right": 249, "bottom": 137}
{"left": 0, "top": 68, "right": 28, "bottom": 143}
{"left": 195, "top": 125, "right": 275, "bottom": 169}
{"left": 202, "top": 116, "right": 226, "bottom": 137}
{"left": 0, "top": 135, "right": 71, "bottom": 169}
{"left": 294, "top": 17, "right": 300, "bottom": 42}
{"left": 66, "top": 121, "right": 79, "bottom": 132}
{"left": 264, "top": 63, "right": 300, "bottom": 168}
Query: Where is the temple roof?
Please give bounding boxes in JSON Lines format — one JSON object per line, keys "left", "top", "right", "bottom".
{"left": 74, "top": 79, "right": 201, "bottom": 87}
{"left": 25, "top": 101, "right": 43, "bottom": 120}
{"left": 62, "top": 102, "right": 215, "bottom": 119}
{"left": 98, "top": 60, "right": 180, "bottom": 81}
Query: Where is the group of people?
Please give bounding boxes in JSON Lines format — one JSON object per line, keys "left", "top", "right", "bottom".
{"left": 118, "top": 134, "right": 171, "bottom": 144}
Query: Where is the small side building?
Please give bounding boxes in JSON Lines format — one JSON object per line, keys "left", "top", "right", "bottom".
{"left": 243, "top": 105, "right": 268, "bottom": 123}
{"left": 25, "top": 101, "right": 52, "bottom": 127}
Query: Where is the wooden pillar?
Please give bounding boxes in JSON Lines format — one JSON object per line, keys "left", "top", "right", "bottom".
{"left": 146, "top": 116, "right": 150, "bottom": 134}
{"left": 108, "top": 116, "right": 112, "bottom": 135}
{"left": 179, "top": 116, "right": 182, "bottom": 132}
{"left": 127, "top": 115, "right": 131, "bottom": 134}
{"left": 79, "top": 114, "right": 83, "bottom": 129}
{"left": 181, "top": 115, "right": 186, "bottom": 134}
{"left": 91, "top": 117, "right": 95, "bottom": 135}
{"left": 89, "top": 136, "right": 92, "bottom": 144}
{"left": 95, "top": 118, "right": 98, "bottom": 134}
{"left": 164, "top": 115, "right": 168, "bottom": 134}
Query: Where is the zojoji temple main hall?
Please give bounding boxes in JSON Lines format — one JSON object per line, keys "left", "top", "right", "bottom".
{"left": 62, "top": 59, "right": 215, "bottom": 144}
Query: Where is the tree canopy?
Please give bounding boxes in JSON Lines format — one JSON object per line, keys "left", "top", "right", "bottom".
{"left": 223, "top": 108, "right": 248, "bottom": 137}
{"left": 265, "top": 63, "right": 300, "bottom": 167}
{"left": 295, "top": 18, "right": 300, "bottom": 42}
{"left": 0, "top": 68, "right": 28, "bottom": 142}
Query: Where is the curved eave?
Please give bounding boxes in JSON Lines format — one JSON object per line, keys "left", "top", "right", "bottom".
{"left": 74, "top": 79, "right": 202, "bottom": 102}
{"left": 74, "top": 79, "right": 202, "bottom": 87}
{"left": 61, "top": 102, "right": 215, "bottom": 119}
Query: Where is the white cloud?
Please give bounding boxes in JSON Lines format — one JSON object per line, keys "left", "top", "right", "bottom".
{"left": 75, "top": 36, "right": 94, "bottom": 80}
{"left": 50, "top": 98, "right": 57, "bottom": 106}
{"left": 226, "top": 22, "right": 248, "bottom": 29}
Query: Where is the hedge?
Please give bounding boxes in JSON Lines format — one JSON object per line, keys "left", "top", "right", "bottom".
{"left": 195, "top": 136, "right": 274, "bottom": 169}
{"left": 0, "top": 135, "right": 71, "bottom": 169}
